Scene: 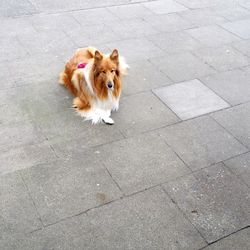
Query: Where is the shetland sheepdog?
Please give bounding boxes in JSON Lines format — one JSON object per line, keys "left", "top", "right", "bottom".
{"left": 59, "top": 47, "right": 128, "bottom": 124}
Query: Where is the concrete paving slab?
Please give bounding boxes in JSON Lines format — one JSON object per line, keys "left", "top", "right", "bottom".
{"left": 153, "top": 79, "right": 229, "bottom": 120}
{"left": 163, "top": 163, "right": 250, "bottom": 243}
{"left": 158, "top": 116, "right": 247, "bottom": 170}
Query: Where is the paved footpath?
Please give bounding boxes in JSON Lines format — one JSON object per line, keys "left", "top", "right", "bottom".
{"left": 1, "top": 0, "right": 250, "bottom": 249}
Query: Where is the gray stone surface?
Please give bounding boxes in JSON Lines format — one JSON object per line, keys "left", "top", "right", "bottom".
{"left": 0, "top": 172, "right": 42, "bottom": 239}
{"left": 147, "top": 31, "right": 203, "bottom": 54}
{"left": 1, "top": 0, "right": 250, "bottom": 248}
{"left": 224, "top": 152, "right": 250, "bottom": 187}
{"left": 112, "top": 92, "right": 179, "bottom": 137}
{"left": 186, "top": 25, "right": 240, "bottom": 47}
{"left": 95, "top": 133, "right": 190, "bottom": 194}
{"left": 163, "top": 163, "right": 250, "bottom": 243}
{"left": 20, "top": 158, "right": 122, "bottom": 225}
{"left": 153, "top": 79, "right": 229, "bottom": 120}
{"left": 202, "top": 227, "right": 250, "bottom": 250}
{"left": 221, "top": 19, "right": 250, "bottom": 39}
{"left": 150, "top": 52, "right": 216, "bottom": 82}
{"left": 212, "top": 102, "right": 250, "bottom": 148}
{"left": 142, "top": 0, "right": 187, "bottom": 14}
{"left": 123, "top": 60, "right": 172, "bottom": 95}
{"left": 200, "top": 69, "right": 250, "bottom": 105}
{"left": 158, "top": 116, "right": 247, "bottom": 170}
{"left": 193, "top": 45, "right": 250, "bottom": 72}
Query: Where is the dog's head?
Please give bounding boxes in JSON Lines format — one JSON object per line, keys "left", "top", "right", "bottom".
{"left": 92, "top": 49, "right": 121, "bottom": 99}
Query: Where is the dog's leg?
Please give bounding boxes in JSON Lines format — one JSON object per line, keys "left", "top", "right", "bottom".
{"left": 99, "top": 110, "right": 114, "bottom": 125}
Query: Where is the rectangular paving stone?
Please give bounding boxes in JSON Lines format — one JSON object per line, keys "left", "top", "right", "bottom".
{"left": 212, "top": 102, "right": 250, "bottom": 148}
{"left": 179, "top": 8, "right": 228, "bottom": 26}
{"left": 72, "top": 7, "right": 120, "bottom": 26}
{"left": 35, "top": 110, "right": 124, "bottom": 147}
{"left": 175, "top": 0, "right": 218, "bottom": 9}
{"left": 112, "top": 92, "right": 179, "bottom": 137}
{"left": 106, "top": 37, "right": 164, "bottom": 62}
{"left": 30, "top": 13, "right": 81, "bottom": 33}
{"left": 107, "top": 3, "right": 154, "bottom": 19}
{"left": 163, "top": 163, "right": 250, "bottom": 243}
{"left": 0, "top": 121, "right": 45, "bottom": 154}
{"left": 201, "top": 227, "right": 250, "bottom": 250}
{"left": 0, "top": 172, "right": 42, "bottom": 238}
{"left": 232, "top": 39, "right": 250, "bottom": 57}
{"left": 186, "top": 25, "right": 240, "bottom": 47}
{"left": 224, "top": 152, "right": 250, "bottom": 187}
{"left": 144, "top": 13, "right": 194, "bottom": 33}
{"left": 200, "top": 69, "right": 250, "bottom": 105}
{"left": 0, "top": 142, "right": 57, "bottom": 176}
{"left": 17, "top": 29, "right": 77, "bottom": 57}
{"left": 20, "top": 158, "right": 122, "bottom": 225}
{"left": 69, "top": 187, "right": 206, "bottom": 249}
{"left": 147, "top": 31, "right": 203, "bottom": 54}
{"left": 193, "top": 45, "right": 250, "bottom": 72}
{"left": 0, "top": 0, "right": 37, "bottom": 17}
{"left": 158, "top": 116, "right": 247, "bottom": 170}
{"left": 149, "top": 52, "right": 216, "bottom": 82}
{"left": 95, "top": 133, "right": 190, "bottom": 194}
{"left": 142, "top": 0, "right": 187, "bottom": 14}
{"left": 153, "top": 79, "right": 230, "bottom": 120}
{"left": 123, "top": 60, "right": 172, "bottom": 96}
{"left": 221, "top": 19, "right": 250, "bottom": 39}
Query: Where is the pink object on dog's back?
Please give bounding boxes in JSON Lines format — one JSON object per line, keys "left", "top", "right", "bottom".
{"left": 77, "top": 63, "right": 87, "bottom": 69}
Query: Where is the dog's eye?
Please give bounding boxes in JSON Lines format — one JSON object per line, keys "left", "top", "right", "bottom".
{"left": 102, "top": 70, "right": 106, "bottom": 74}
{"left": 111, "top": 69, "right": 115, "bottom": 73}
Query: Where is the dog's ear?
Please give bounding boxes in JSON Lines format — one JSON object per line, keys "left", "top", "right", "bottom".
{"left": 94, "top": 50, "right": 103, "bottom": 62}
{"left": 110, "top": 49, "right": 119, "bottom": 63}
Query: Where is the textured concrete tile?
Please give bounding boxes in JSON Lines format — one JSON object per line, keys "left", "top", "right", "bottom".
{"left": 149, "top": 52, "right": 216, "bottom": 82}
{"left": 0, "top": 38, "right": 28, "bottom": 62}
{"left": 73, "top": 187, "right": 206, "bottom": 249}
{"left": 113, "top": 92, "right": 179, "bottom": 137}
{"left": 65, "top": 24, "right": 118, "bottom": 47}
{"left": 18, "top": 29, "right": 76, "bottom": 56}
{"left": 212, "top": 102, "right": 250, "bottom": 148}
{"left": 110, "top": 18, "right": 159, "bottom": 40}
{"left": 214, "top": 5, "right": 250, "bottom": 21}
{"left": 35, "top": 110, "right": 123, "bottom": 146}
{"left": 158, "top": 116, "right": 247, "bottom": 170}
{"left": 240, "top": 0, "right": 250, "bottom": 10}
{"left": 30, "top": 13, "right": 81, "bottom": 32}
{"left": 95, "top": 133, "right": 190, "bottom": 194}
{"left": 0, "top": 0, "right": 37, "bottom": 17}
{"left": 0, "top": 121, "right": 45, "bottom": 153}
{"left": 144, "top": 13, "right": 194, "bottom": 33}
{"left": 221, "top": 19, "right": 250, "bottom": 39}
{"left": 202, "top": 227, "right": 250, "bottom": 250}
{"left": 153, "top": 79, "right": 229, "bottom": 120}
{"left": 179, "top": 8, "right": 228, "bottom": 26}
{"left": 200, "top": 69, "right": 250, "bottom": 105}
{"left": 143, "top": 0, "right": 187, "bottom": 14}
{"left": 193, "top": 45, "right": 250, "bottom": 72}
{"left": 224, "top": 152, "right": 250, "bottom": 187}
{"left": 72, "top": 7, "right": 120, "bottom": 26}
{"left": 20, "top": 158, "right": 122, "bottom": 225}
{"left": 147, "top": 31, "right": 203, "bottom": 54}
{"left": 123, "top": 60, "right": 172, "bottom": 95}
{"left": 163, "top": 163, "right": 250, "bottom": 243}
{"left": 186, "top": 25, "right": 240, "bottom": 47}
{"left": 233, "top": 39, "right": 250, "bottom": 57}
{"left": 106, "top": 37, "right": 163, "bottom": 62}
{"left": 176, "top": 0, "right": 235, "bottom": 9}
{"left": 0, "top": 142, "right": 56, "bottom": 175}
{"left": 0, "top": 172, "right": 42, "bottom": 239}
{"left": 107, "top": 3, "right": 154, "bottom": 19}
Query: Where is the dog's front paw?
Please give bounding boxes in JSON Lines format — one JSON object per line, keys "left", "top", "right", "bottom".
{"left": 102, "top": 117, "right": 114, "bottom": 125}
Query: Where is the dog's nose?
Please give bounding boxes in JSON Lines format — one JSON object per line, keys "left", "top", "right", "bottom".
{"left": 107, "top": 82, "right": 113, "bottom": 89}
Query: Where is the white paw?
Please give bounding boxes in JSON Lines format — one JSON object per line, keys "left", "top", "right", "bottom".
{"left": 102, "top": 117, "right": 114, "bottom": 125}
{"left": 112, "top": 102, "right": 119, "bottom": 111}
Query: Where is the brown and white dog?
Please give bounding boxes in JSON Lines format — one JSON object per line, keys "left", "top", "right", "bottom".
{"left": 59, "top": 47, "right": 128, "bottom": 124}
